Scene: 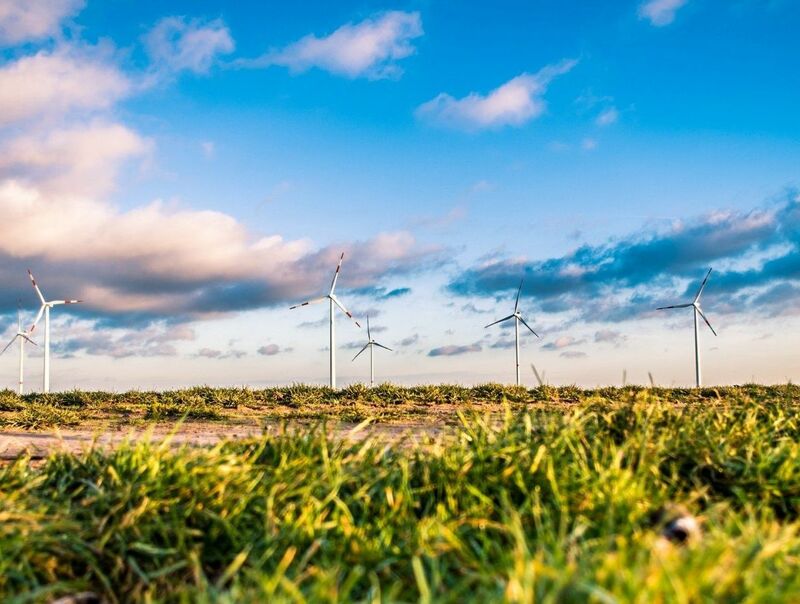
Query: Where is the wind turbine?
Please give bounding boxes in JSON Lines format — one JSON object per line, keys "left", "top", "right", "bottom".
{"left": 485, "top": 279, "right": 539, "bottom": 386}
{"left": 28, "top": 270, "right": 82, "bottom": 393}
{"left": 352, "top": 315, "right": 392, "bottom": 386}
{"left": 531, "top": 363, "right": 546, "bottom": 387}
{"left": 1, "top": 303, "right": 37, "bottom": 394}
{"left": 657, "top": 268, "right": 717, "bottom": 388}
{"left": 290, "top": 253, "right": 360, "bottom": 389}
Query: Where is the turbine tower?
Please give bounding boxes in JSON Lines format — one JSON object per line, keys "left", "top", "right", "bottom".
{"left": 485, "top": 279, "right": 539, "bottom": 385}
{"left": 352, "top": 315, "right": 392, "bottom": 386}
{"left": 657, "top": 268, "right": 717, "bottom": 388}
{"left": 290, "top": 253, "right": 360, "bottom": 388}
{"left": 1, "top": 304, "right": 37, "bottom": 394}
{"left": 28, "top": 270, "right": 82, "bottom": 393}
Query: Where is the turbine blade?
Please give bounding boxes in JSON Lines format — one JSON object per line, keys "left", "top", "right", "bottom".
{"left": 518, "top": 316, "right": 539, "bottom": 337}
{"left": 23, "top": 335, "right": 37, "bottom": 346}
{"left": 531, "top": 363, "right": 544, "bottom": 387}
{"left": 352, "top": 343, "right": 369, "bottom": 361}
{"left": 29, "top": 304, "right": 45, "bottom": 333}
{"left": 332, "top": 296, "right": 361, "bottom": 328}
{"left": 289, "top": 296, "right": 326, "bottom": 310}
{"left": 693, "top": 268, "right": 713, "bottom": 303}
{"left": 485, "top": 314, "right": 515, "bottom": 329}
{"left": 696, "top": 307, "right": 717, "bottom": 336}
{"left": 514, "top": 279, "right": 523, "bottom": 313}
{"left": 329, "top": 252, "right": 344, "bottom": 294}
{"left": 648, "top": 372, "right": 655, "bottom": 387}
{"left": 373, "top": 342, "right": 393, "bottom": 351}
{"left": 27, "top": 270, "right": 45, "bottom": 304}
{"left": 0, "top": 336, "right": 17, "bottom": 355}
{"left": 367, "top": 315, "right": 371, "bottom": 340}
{"left": 51, "top": 299, "right": 81, "bottom": 305}
{"left": 656, "top": 303, "right": 693, "bottom": 310}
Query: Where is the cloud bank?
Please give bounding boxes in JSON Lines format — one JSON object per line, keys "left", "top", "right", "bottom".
{"left": 448, "top": 194, "right": 800, "bottom": 322}
{"left": 0, "top": 16, "right": 441, "bottom": 357}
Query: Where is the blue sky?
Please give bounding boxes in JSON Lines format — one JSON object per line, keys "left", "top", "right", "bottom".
{"left": 0, "top": 0, "right": 798, "bottom": 389}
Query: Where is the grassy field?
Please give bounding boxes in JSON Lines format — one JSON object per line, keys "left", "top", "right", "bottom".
{"left": 1, "top": 385, "right": 800, "bottom": 602}
{"left": 1, "top": 383, "right": 798, "bottom": 428}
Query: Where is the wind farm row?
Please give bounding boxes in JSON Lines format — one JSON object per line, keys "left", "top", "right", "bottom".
{"left": 3, "top": 258, "right": 718, "bottom": 393}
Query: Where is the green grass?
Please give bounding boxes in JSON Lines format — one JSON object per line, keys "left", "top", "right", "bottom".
{"left": 0, "top": 383, "right": 798, "bottom": 429}
{"left": 1, "top": 389, "right": 800, "bottom": 601}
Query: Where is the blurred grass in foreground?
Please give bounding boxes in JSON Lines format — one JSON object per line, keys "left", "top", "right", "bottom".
{"left": 1, "top": 388, "right": 800, "bottom": 601}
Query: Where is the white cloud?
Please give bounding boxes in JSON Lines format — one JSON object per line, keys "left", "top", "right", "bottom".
{"left": 262, "top": 11, "right": 422, "bottom": 79}
{"left": 0, "top": 121, "right": 151, "bottom": 196}
{"left": 0, "top": 0, "right": 84, "bottom": 45}
{"left": 595, "top": 107, "right": 619, "bottom": 126}
{"left": 145, "top": 16, "right": 234, "bottom": 75}
{"left": 581, "top": 137, "right": 598, "bottom": 151}
{"left": 0, "top": 48, "right": 131, "bottom": 126}
{"left": 416, "top": 60, "right": 577, "bottom": 131}
{"left": 638, "top": 0, "right": 689, "bottom": 26}
{"left": 0, "top": 180, "right": 437, "bottom": 317}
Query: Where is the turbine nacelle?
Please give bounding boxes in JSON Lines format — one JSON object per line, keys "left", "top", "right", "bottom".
{"left": 1, "top": 329, "right": 37, "bottom": 355}
{"left": 352, "top": 315, "right": 392, "bottom": 361}
{"left": 28, "top": 270, "right": 82, "bottom": 334}
{"left": 485, "top": 280, "right": 540, "bottom": 337}
{"left": 656, "top": 268, "right": 717, "bottom": 336}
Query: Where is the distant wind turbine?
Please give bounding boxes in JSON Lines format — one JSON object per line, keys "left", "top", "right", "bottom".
{"left": 290, "top": 253, "right": 360, "bottom": 389}
{"left": 1, "top": 303, "right": 37, "bottom": 394}
{"left": 657, "top": 268, "right": 717, "bottom": 388}
{"left": 28, "top": 270, "right": 82, "bottom": 393}
{"left": 352, "top": 315, "right": 392, "bottom": 386}
{"left": 486, "top": 279, "right": 539, "bottom": 386}
{"left": 531, "top": 363, "right": 546, "bottom": 387}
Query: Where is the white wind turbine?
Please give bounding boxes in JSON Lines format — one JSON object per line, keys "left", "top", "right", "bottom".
{"left": 1, "top": 304, "right": 37, "bottom": 394}
{"left": 290, "top": 253, "right": 360, "bottom": 389}
{"left": 485, "top": 279, "right": 539, "bottom": 386}
{"left": 656, "top": 268, "right": 717, "bottom": 388}
{"left": 352, "top": 315, "right": 392, "bottom": 386}
{"left": 28, "top": 270, "right": 82, "bottom": 393}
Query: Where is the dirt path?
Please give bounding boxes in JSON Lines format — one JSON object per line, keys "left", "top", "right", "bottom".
{"left": 0, "top": 420, "right": 447, "bottom": 460}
